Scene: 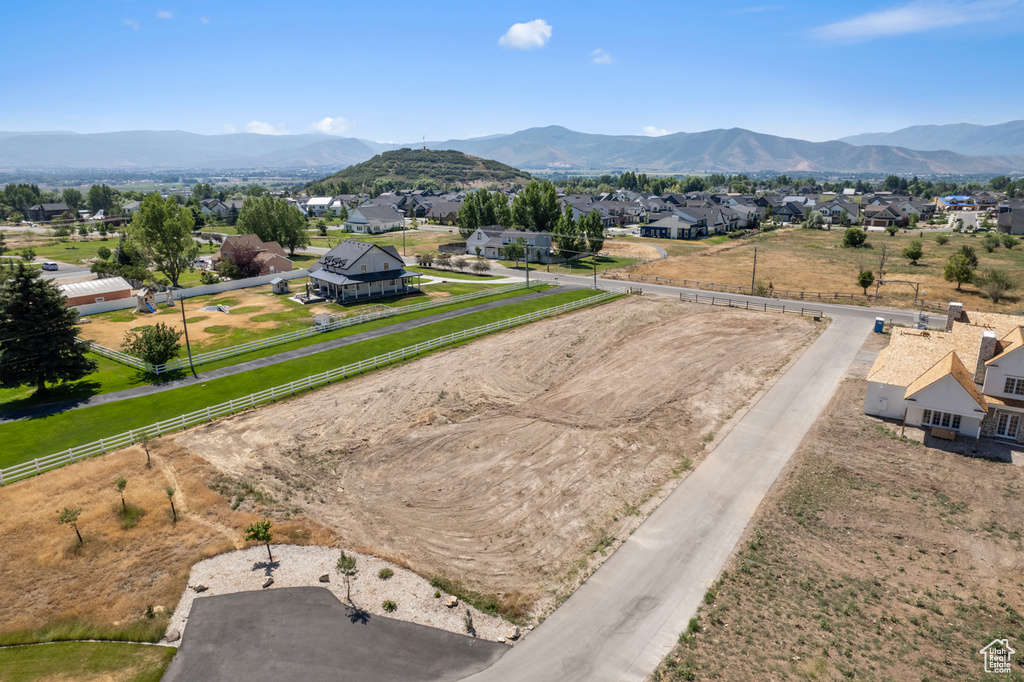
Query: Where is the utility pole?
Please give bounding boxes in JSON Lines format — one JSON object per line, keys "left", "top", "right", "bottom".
{"left": 592, "top": 252, "right": 597, "bottom": 289}
{"left": 750, "top": 247, "right": 758, "bottom": 295}
{"left": 525, "top": 248, "right": 529, "bottom": 288}
{"left": 179, "top": 293, "right": 198, "bottom": 378}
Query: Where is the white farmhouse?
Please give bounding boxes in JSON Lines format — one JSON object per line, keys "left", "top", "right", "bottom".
{"left": 865, "top": 303, "right": 1024, "bottom": 443}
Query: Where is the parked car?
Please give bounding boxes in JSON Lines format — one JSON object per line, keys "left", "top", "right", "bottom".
{"left": 41, "top": 261, "right": 58, "bottom": 271}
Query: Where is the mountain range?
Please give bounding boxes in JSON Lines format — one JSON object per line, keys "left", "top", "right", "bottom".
{"left": 840, "top": 120, "right": 1024, "bottom": 157}
{"left": 1, "top": 122, "right": 1022, "bottom": 175}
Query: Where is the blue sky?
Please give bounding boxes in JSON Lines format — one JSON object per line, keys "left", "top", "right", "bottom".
{"left": 3, "top": 0, "right": 1023, "bottom": 142}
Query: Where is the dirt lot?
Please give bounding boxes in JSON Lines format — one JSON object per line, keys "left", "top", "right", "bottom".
{"left": 0, "top": 440, "right": 332, "bottom": 638}
{"left": 624, "top": 228, "right": 1024, "bottom": 312}
{"left": 78, "top": 285, "right": 330, "bottom": 351}
{"left": 174, "top": 296, "right": 818, "bottom": 616}
{"left": 602, "top": 238, "right": 663, "bottom": 261}
{"left": 655, "top": 335, "right": 1024, "bottom": 681}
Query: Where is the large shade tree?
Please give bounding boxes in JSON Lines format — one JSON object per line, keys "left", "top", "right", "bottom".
{"left": 236, "top": 195, "right": 309, "bottom": 255}
{"left": 128, "top": 194, "right": 198, "bottom": 287}
{"left": 0, "top": 263, "right": 97, "bottom": 393}
{"left": 510, "top": 180, "right": 560, "bottom": 233}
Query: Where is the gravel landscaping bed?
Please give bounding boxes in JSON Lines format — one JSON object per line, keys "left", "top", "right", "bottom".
{"left": 164, "top": 545, "right": 518, "bottom": 646}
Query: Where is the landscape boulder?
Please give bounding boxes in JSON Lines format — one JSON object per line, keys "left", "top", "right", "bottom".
{"left": 318, "top": 574, "right": 330, "bottom": 583}
{"left": 263, "top": 578, "right": 274, "bottom": 589}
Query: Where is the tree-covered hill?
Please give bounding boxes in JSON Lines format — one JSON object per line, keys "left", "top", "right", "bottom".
{"left": 307, "top": 148, "right": 532, "bottom": 195}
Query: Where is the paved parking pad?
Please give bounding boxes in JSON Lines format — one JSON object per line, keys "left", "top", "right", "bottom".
{"left": 162, "top": 587, "right": 507, "bottom": 682}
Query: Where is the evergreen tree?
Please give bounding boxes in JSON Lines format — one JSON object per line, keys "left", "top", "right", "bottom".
{"left": 553, "top": 204, "right": 577, "bottom": 255}
{"left": 0, "top": 264, "right": 97, "bottom": 393}
{"left": 582, "top": 210, "right": 605, "bottom": 253}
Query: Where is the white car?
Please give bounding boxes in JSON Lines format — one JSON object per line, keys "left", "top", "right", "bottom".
{"left": 41, "top": 261, "right": 58, "bottom": 271}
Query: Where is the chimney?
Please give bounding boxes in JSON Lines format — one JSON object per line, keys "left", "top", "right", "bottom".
{"left": 946, "top": 302, "right": 963, "bottom": 332}
{"left": 975, "top": 330, "right": 998, "bottom": 385}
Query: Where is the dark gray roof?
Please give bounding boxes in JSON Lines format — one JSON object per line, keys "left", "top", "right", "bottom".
{"left": 349, "top": 205, "right": 403, "bottom": 224}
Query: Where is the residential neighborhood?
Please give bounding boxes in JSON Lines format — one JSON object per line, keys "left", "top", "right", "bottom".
{"left": 4, "top": 2, "right": 1024, "bottom": 681}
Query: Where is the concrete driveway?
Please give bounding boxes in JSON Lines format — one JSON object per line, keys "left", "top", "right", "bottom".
{"left": 162, "top": 587, "right": 507, "bottom": 682}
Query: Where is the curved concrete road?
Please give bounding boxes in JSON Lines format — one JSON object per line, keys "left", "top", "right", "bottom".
{"left": 462, "top": 307, "right": 871, "bottom": 681}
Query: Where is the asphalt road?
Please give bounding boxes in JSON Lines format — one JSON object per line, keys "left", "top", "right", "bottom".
{"left": 461, "top": 310, "right": 870, "bottom": 682}
{"left": 162, "top": 588, "right": 507, "bottom": 682}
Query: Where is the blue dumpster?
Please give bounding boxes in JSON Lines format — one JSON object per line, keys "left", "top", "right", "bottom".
{"left": 874, "top": 317, "right": 885, "bottom": 333}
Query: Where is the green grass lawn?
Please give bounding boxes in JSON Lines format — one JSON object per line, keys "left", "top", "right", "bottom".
{"left": 499, "top": 255, "right": 640, "bottom": 275}
{"left": 0, "top": 282, "right": 539, "bottom": 414}
{"left": 21, "top": 238, "right": 117, "bottom": 263}
{"left": 0, "top": 288, "right": 607, "bottom": 467}
{"left": 305, "top": 229, "right": 456, "bottom": 255}
{"left": 0, "top": 642, "right": 175, "bottom": 682}
{"left": 405, "top": 265, "right": 501, "bottom": 280}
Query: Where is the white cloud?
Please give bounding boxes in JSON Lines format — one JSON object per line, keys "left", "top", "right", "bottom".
{"left": 590, "top": 48, "right": 613, "bottom": 64}
{"left": 643, "top": 126, "right": 670, "bottom": 137}
{"left": 123, "top": 18, "right": 140, "bottom": 29}
{"left": 245, "top": 120, "right": 289, "bottom": 135}
{"left": 498, "top": 19, "right": 552, "bottom": 50}
{"left": 307, "top": 117, "right": 354, "bottom": 134}
{"left": 200, "top": 15, "right": 209, "bottom": 24}
{"left": 812, "top": 0, "right": 1019, "bottom": 43}
{"left": 157, "top": 10, "right": 173, "bottom": 19}
{"left": 222, "top": 123, "right": 236, "bottom": 134}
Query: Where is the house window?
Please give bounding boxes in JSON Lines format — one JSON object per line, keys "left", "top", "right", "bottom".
{"left": 383, "top": 262, "right": 389, "bottom": 271}
{"left": 922, "top": 409, "right": 962, "bottom": 430}
{"left": 1004, "top": 377, "right": 1024, "bottom": 396}
{"left": 389, "top": 279, "right": 395, "bottom": 286}
{"left": 361, "top": 265, "right": 367, "bottom": 273}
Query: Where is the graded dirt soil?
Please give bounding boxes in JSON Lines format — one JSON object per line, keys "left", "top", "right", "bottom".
{"left": 174, "top": 296, "right": 818, "bottom": 613}
{"left": 655, "top": 334, "right": 1024, "bottom": 681}
{"left": 601, "top": 238, "right": 663, "bottom": 261}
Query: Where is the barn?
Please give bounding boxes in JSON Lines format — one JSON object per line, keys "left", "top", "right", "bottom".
{"left": 59, "top": 277, "right": 133, "bottom": 307}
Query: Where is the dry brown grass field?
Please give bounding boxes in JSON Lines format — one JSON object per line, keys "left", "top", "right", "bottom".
{"left": 0, "top": 440, "right": 332, "bottom": 638}
{"left": 654, "top": 336, "right": 1024, "bottom": 681}
{"left": 622, "top": 228, "right": 1024, "bottom": 312}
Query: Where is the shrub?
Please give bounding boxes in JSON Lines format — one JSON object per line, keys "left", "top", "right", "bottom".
{"left": 1001, "top": 234, "right": 1018, "bottom": 249}
{"left": 686, "top": 617, "right": 702, "bottom": 634}
{"left": 935, "top": 233, "right": 950, "bottom": 245}
{"left": 857, "top": 269, "right": 875, "bottom": 294}
{"left": 122, "top": 323, "right": 183, "bottom": 366}
{"left": 983, "top": 233, "right": 1002, "bottom": 252}
{"left": 943, "top": 253, "right": 974, "bottom": 291}
{"left": 471, "top": 259, "right": 491, "bottom": 274}
{"left": 199, "top": 270, "right": 219, "bottom": 285}
{"left": 378, "top": 567, "right": 394, "bottom": 580}
{"left": 382, "top": 599, "right": 397, "bottom": 612}
{"left": 975, "top": 269, "right": 1016, "bottom": 304}
{"left": 119, "top": 503, "right": 146, "bottom": 530}
{"left": 842, "top": 227, "right": 866, "bottom": 248}
{"left": 885, "top": 224, "right": 899, "bottom": 236}
{"left": 97, "top": 246, "right": 111, "bottom": 260}
{"left": 901, "top": 239, "right": 923, "bottom": 264}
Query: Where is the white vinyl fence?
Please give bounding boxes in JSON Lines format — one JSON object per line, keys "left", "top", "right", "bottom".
{"left": 0, "top": 289, "right": 623, "bottom": 486}
{"left": 88, "top": 280, "right": 547, "bottom": 374}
